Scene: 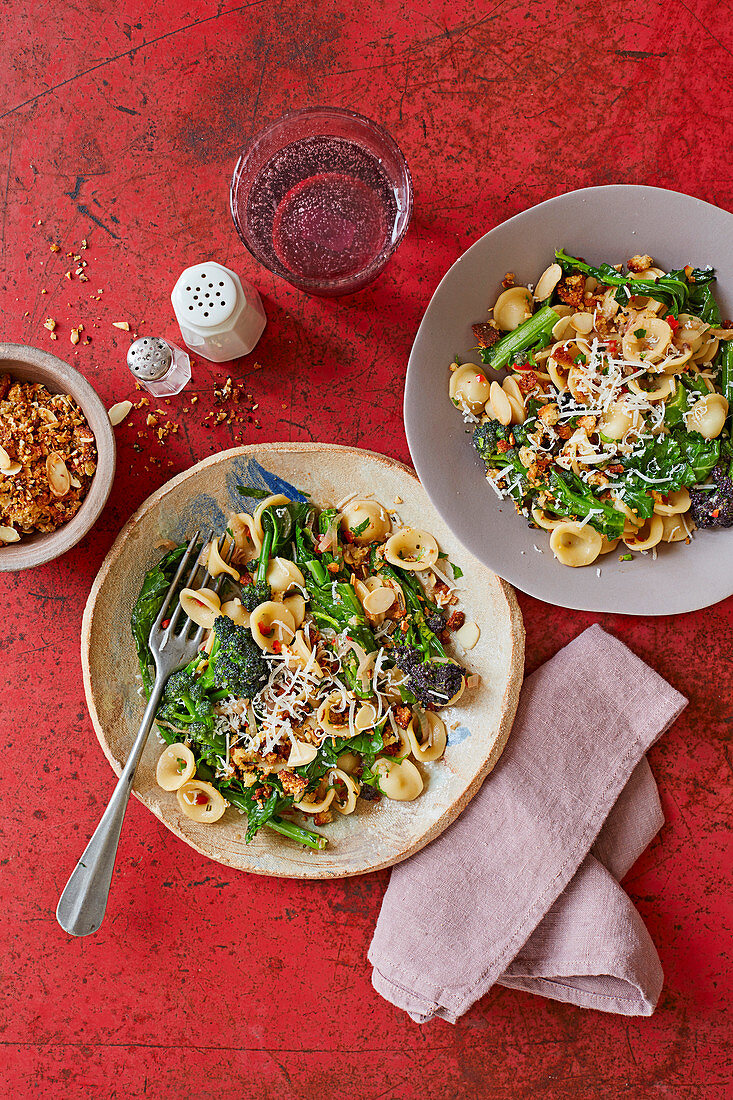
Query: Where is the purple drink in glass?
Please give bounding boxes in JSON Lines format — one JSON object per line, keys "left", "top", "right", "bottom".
{"left": 230, "top": 109, "right": 412, "bottom": 296}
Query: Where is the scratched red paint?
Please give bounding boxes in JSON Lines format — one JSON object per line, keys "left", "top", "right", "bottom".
{"left": 0, "top": 1, "right": 731, "bottom": 1097}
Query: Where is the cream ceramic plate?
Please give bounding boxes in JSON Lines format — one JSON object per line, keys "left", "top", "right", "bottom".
{"left": 82, "top": 443, "right": 524, "bottom": 879}
{"left": 405, "top": 185, "right": 733, "bottom": 614}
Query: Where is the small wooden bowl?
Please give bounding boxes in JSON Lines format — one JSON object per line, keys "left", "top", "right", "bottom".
{"left": 0, "top": 343, "right": 116, "bottom": 571}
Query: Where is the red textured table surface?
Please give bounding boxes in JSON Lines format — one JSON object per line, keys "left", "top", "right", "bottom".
{"left": 1, "top": 2, "right": 731, "bottom": 1097}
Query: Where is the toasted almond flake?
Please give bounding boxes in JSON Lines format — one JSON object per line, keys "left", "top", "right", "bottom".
{"left": 3, "top": 461, "right": 22, "bottom": 477}
{"left": 46, "top": 452, "right": 71, "bottom": 497}
{"left": 455, "top": 620, "right": 480, "bottom": 651}
{"left": 43, "top": 317, "right": 56, "bottom": 332}
{"left": 108, "top": 400, "right": 133, "bottom": 426}
{"left": 0, "top": 445, "right": 11, "bottom": 470}
{"left": 112, "top": 321, "right": 130, "bottom": 331}
{"left": 0, "top": 525, "right": 20, "bottom": 543}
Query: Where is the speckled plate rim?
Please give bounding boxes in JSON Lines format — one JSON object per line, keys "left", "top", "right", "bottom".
{"left": 81, "top": 442, "right": 524, "bottom": 879}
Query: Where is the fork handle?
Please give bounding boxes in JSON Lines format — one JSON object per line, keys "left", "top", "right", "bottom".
{"left": 56, "top": 681, "right": 165, "bottom": 937}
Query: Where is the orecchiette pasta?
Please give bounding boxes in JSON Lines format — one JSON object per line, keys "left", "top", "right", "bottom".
{"left": 287, "top": 739, "right": 318, "bottom": 767}
{"left": 266, "top": 556, "right": 305, "bottom": 594}
{"left": 549, "top": 522, "right": 603, "bottom": 567}
{"left": 493, "top": 286, "right": 533, "bottom": 331}
{"left": 534, "top": 262, "right": 562, "bottom": 301}
{"left": 384, "top": 528, "right": 439, "bottom": 571}
{"left": 221, "top": 598, "right": 249, "bottom": 626}
{"left": 374, "top": 757, "right": 424, "bottom": 801}
{"left": 449, "top": 363, "right": 492, "bottom": 415}
{"left": 660, "top": 512, "right": 692, "bottom": 542}
{"left": 623, "top": 514, "right": 664, "bottom": 551}
{"left": 177, "top": 780, "right": 228, "bottom": 823}
{"left": 207, "top": 538, "right": 239, "bottom": 581}
{"left": 686, "top": 394, "right": 728, "bottom": 440}
{"left": 156, "top": 744, "right": 196, "bottom": 791}
{"left": 180, "top": 587, "right": 221, "bottom": 630}
{"left": 653, "top": 488, "right": 691, "bottom": 516}
{"left": 249, "top": 601, "right": 296, "bottom": 652}
{"left": 327, "top": 768, "right": 360, "bottom": 815}
{"left": 487, "top": 380, "right": 512, "bottom": 426}
{"left": 339, "top": 498, "right": 392, "bottom": 544}
{"left": 137, "top": 490, "right": 479, "bottom": 848}
{"left": 406, "top": 711, "right": 447, "bottom": 763}
{"left": 282, "top": 593, "right": 306, "bottom": 627}
{"left": 229, "top": 511, "right": 263, "bottom": 563}
{"left": 252, "top": 494, "right": 290, "bottom": 539}
{"left": 451, "top": 248, "right": 733, "bottom": 568}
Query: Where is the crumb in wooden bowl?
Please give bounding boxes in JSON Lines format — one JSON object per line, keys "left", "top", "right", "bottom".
{"left": 0, "top": 372, "right": 97, "bottom": 545}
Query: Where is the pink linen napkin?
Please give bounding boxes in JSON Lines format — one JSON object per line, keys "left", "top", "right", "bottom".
{"left": 368, "top": 625, "right": 687, "bottom": 1023}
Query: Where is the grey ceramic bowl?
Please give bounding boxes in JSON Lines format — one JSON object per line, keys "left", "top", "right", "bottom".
{"left": 0, "top": 343, "right": 116, "bottom": 571}
{"left": 405, "top": 185, "right": 733, "bottom": 615}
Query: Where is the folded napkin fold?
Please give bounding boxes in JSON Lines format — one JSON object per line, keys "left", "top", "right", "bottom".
{"left": 368, "top": 625, "right": 687, "bottom": 1023}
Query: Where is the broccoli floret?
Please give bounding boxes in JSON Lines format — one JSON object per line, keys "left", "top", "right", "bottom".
{"left": 159, "top": 665, "right": 214, "bottom": 729}
{"left": 212, "top": 614, "right": 268, "bottom": 698}
{"left": 392, "top": 645, "right": 465, "bottom": 711}
{"left": 424, "top": 609, "right": 446, "bottom": 634}
{"left": 241, "top": 580, "right": 271, "bottom": 611}
{"left": 472, "top": 420, "right": 509, "bottom": 461}
{"left": 690, "top": 466, "right": 733, "bottom": 528}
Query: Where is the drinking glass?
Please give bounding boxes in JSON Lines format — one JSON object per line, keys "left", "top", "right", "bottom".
{"left": 230, "top": 107, "right": 413, "bottom": 296}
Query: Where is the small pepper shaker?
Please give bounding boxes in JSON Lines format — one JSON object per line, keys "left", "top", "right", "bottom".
{"left": 126, "top": 337, "right": 191, "bottom": 397}
{"left": 171, "top": 261, "right": 266, "bottom": 363}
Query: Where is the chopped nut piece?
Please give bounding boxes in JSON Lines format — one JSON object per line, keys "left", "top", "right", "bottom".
{"left": 43, "top": 317, "right": 57, "bottom": 332}
{"left": 70, "top": 327, "right": 82, "bottom": 345}
{"left": 112, "top": 321, "right": 130, "bottom": 331}
{"left": 628, "top": 254, "right": 653, "bottom": 273}
{"left": 49, "top": 243, "right": 60, "bottom": 253}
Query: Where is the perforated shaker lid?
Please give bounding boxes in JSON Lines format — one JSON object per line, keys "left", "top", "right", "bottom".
{"left": 127, "top": 337, "right": 172, "bottom": 381}
{"left": 171, "top": 262, "right": 239, "bottom": 330}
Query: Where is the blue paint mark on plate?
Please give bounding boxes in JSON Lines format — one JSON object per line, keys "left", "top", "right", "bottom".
{"left": 171, "top": 492, "right": 227, "bottom": 541}
{"left": 225, "top": 456, "right": 307, "bottom": 513}
{"left": 447, "top": 724, "right": 471, "bottom": 746}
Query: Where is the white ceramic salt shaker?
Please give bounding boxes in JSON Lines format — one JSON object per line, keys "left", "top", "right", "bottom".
{"left": 171, "top": 261, "right": 266, "bottom": 363}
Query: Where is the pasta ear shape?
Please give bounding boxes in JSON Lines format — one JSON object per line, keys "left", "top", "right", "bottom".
{"left": 252, "top": 494, "right": 291, "bottom": 540}
{"left": 249, "top": 601, "right": 296, "bottom": 653}
{"left": 206, "top": 538, "right": 240, "bottom": 581}
{"left": 327, "top": 768, "right": 360, "bottom": 815}
{"left": 340, "top": 499, "right": 392, "bottom": 544}
{"left": 265, "top": 556, "right": 305, "bottom": 595}
{"left": 384, "top": 528, "right": 439, "bottom": 571}
{"left": 623, "top": 515, "right": 664, "bottom": 551}
{"left": 449, "top": 364, "right": 491, "bottom": 414}
{"left": 177, "top": 780, "right": 228, "bottom": 823}
{"left": 686, "top": 394, "right": 728, "bottom": 440}
{"left": 549, "top": 523, "right": 603, "bottom": 568}
{"left": 493, "top": 286, "right": 533, "bottom": 331}
{"left": 156, "top": 744, "right": 196, "bottom": 791}
{"left": 374, "top": 757, "right": 424, "bottom": 801}
{"left": 406, "top": 711, "right": 447, "bottom": 763}
{"left": 221, "top": 598, "right": 249, "bottom": 626}
{"left": 180, "top": 587, "right": 221, "bottom": 630}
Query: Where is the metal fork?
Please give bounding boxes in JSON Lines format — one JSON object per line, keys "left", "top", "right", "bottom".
{"left": 57, "top": 529, "right": 227, "bottom": 937}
